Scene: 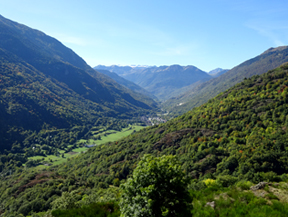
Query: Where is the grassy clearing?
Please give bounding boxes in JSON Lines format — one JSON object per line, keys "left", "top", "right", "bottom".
{"left": 27, "top": 124, "right": 145, "bottom": 170}
{"left": 72, "top": 147, "right": 89, "bottom": 153}
{"left": 27, "top": 147, "right": 89, "bottom": 170}
{"left": 81, "top": 125, "right": 145, "bottom": 145}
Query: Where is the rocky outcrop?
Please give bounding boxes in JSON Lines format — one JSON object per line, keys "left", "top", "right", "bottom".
{"left": 250, "top": 182, "right": 269, "bottom": 191}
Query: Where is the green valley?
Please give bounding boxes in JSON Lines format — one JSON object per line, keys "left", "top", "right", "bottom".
{"left": 0, "top": 14, "right": 158, "bottom": 174}
{"left": 24, "top": 124, "right": 145, "bottom": 171}
{"left": 79, "top": 124, "right": 145, "bottom": 145}
{"left": 2, "top": 62, "right": 288, "bottom": 216}
{"left": 1, "top": 7, "right": 288, "bottom": 217}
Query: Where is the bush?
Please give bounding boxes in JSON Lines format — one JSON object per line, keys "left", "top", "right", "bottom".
{"left": 216, "top": 175, "right": 238, "bottom": 187}
{"left": 236, "top": 180, "right": 253, "bottom": 190}
{"left": 51, "top": 191, "right": 81, "bottom": 210}
{"left": 203, "top": 179, "right": 216, "bottom": 187}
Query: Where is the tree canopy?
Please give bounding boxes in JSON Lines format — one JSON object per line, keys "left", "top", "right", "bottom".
{"left": 119, "top": 154, "right": 192, "bottom": 217}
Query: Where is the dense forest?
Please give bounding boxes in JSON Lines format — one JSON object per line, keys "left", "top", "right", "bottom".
{"left": 1, "top": 63, "right": 288, "bottom": 216}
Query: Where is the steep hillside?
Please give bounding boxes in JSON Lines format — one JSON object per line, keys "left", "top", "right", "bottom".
{"left": 0, "top": 15, "right": 157, "bottom": 109}
{"left": 0, "top": 49, "right": 115, "bottom": 152}
{"left": 0, "top": 15, "right": 89, "bottom": 71}
{"left": 164, "top": 46, "right": 288, "bottom": 116}
{"left": 2, "top": 63, "right": 288, "bottom": 215}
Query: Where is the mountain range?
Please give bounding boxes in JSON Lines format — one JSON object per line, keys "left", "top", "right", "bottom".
{"left": 94, "top": 64, "right": 213, "bottom": 101}
{"left": 96, "top": 46, "right": 288, "bottom": 117}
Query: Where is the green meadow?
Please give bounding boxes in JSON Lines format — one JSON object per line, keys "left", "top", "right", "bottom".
{"left": 27, "top": 125, "right": 145, "bottom": 169}
{"left": 78, "top": 125, "right": 145, "bottom": 145}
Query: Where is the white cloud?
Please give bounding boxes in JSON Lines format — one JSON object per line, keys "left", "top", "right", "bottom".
{"left": 245, "top": 21, "right": 288, "bottom": 47}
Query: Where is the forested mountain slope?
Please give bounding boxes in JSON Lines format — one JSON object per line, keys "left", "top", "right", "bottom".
{"left": 0, "top": 49, "right": 102, "bottom": 152}
{"left": 0, "top": 15, "right": 157, "bottom": 110}
{"left": 2, "top": 63, "right": 288, "bottom": 215}
{"left": 0, "top": 15, "right": 89, "bottom": 71}
{"left": 164, "top": 46, "right": 288, "bottom": 115}
{"left": 0, "top": 15, "right": 158, "bottom": 165}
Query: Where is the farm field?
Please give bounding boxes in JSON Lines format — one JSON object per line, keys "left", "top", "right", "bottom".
{"left": 78, "top": 125, "right": 145, "bottom": 145}
{"left": 27, "top": 125, "right": 145, "bottom": 169}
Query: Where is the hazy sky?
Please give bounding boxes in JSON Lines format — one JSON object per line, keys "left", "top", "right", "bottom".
{"left": 1, "top": 0, "right": 288, "bottom": 71}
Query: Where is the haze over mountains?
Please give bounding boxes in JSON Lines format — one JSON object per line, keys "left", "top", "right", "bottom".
{"left": 94, "top": 64, "right": 213, "bottom": 101}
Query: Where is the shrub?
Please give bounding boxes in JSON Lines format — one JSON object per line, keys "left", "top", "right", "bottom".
{"left": 236, "top": 180, "right": 253, "bottom": 190}
{"left": 216, "top": 175, "right": 238, "bottom": 187}
{"left": 203, "top": 179, "right": 216, "bottom": 187}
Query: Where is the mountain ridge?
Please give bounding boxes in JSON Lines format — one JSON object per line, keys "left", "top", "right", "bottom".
{"left": 164, "top": 45, "right": 288, "bottom": 115}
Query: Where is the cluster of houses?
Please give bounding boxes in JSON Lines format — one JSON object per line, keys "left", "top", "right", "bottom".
{"left": 84, "top": 144, "right": 96, "bottom": 148}
{"left": 141, "top": 116, "right": 167, "bottom": 126}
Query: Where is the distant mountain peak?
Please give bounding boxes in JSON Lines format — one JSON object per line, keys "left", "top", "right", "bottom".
{"left": 184, "top": 65, "right": 197, "bottom": 70}
{"left": 208, "top": 68, "right": 224, "bottom": 74}
{"left": 166, "top": 64, "right": 182, "bottom": 71}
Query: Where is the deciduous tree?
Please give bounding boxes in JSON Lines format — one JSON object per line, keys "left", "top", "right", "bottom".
{"left": 120, "top": 154, "right": 192, "bottom": 217}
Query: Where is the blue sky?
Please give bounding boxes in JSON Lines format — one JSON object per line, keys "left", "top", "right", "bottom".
{"left": 1, "top": 0, "right": 288, "bottom": 71}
